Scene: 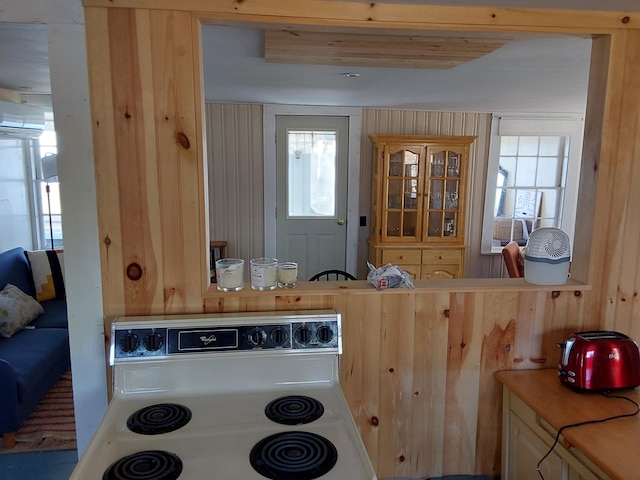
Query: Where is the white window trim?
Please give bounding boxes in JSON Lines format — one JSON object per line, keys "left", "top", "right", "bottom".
{"left": 480, "top": 113, "right": 585, "bottom": 254}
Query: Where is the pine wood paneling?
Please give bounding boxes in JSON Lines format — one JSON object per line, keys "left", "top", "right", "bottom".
{"left": 88, "top": 7, "right": 205, "bottom": 315}
{"left": 197, "top": 284, "right": 588, "bottom": 478}
{"left": 609, "top": 30, "right": 640, "bottom": 337}
{"left": 264, "top": 30, "right": 509, "bottom": 69}
{"left": 340, "top": 294, "right": 382, "bottom": 471}
{"left": 85, "top": 7, "right": 126, "bottom": 314}
{"left": 584, "top": 29, "right": 640, "bottom": 334}
{"left": 84, "top": 1, "right": 640, "bottom": 478}
{"left": 410, "top": 292, "right": 450, "bottom": 476}
{"left": 83, "top": 0, "right": 633, "bottom": 32}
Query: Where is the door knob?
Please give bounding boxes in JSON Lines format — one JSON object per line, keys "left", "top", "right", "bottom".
{"left": 337, "top": 218, "right": 345, "bottom": 225}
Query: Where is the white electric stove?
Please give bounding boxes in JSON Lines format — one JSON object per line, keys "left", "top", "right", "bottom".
{"left": 70, "top": 310, "right": 376, "bottom": 480}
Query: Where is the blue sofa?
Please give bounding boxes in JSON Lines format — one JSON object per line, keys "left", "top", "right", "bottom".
{"left": 0, "top": 247, "right": 70, "bottom": 449}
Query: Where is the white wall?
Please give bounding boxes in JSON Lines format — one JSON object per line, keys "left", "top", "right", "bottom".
{"left": 2, "top": 0, "right": 107, "bottom": 457}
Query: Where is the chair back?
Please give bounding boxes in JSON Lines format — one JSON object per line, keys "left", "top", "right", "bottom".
{"left": 309, "top": 269, "right": 356, "bottom": 281}
{"left": 502, "top": 241, "right": 524, "bottom": 278}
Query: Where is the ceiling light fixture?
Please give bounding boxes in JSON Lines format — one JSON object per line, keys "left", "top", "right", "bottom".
{"left": 341, "top": 73, "right": 360, "bottom": 78}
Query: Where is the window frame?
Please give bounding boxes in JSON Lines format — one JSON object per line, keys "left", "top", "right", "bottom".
{"left": 36, "top": 111, "right": 61, "bottom": 250}
{"left": 480, "top": 113, "right": 584, "bottom": 254}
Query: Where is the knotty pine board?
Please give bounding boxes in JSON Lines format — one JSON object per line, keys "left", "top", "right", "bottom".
{"left": 202, "top": 286, "right": 586, "bottom": 477}
{"left": 84, "top": 2, "right": 640, "bottom": 477}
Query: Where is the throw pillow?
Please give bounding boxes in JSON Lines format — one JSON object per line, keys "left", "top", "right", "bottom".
{"left": 0, "top": 283, "right": 44, "bottom": 338}
{"left": 24, "top": 250, "right": 66, "bottom": 302}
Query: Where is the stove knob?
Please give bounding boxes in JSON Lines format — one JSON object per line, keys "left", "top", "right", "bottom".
{"left": 248, "top": 328, "right": 267, "bottom": 347}
{"left": 295, "top": 326, "right": 312, "bottom": 344}
{"left": 120, "top": 332, "right": 140, "bottom": 353}
{"left": 144, "top": 332, "right": 164, "bottom": 351}
{"left": 270, "top": 327, "right": 288, "bottom": 346}
{"left": 316, "top": 325, "right": 334, "bottom": 344}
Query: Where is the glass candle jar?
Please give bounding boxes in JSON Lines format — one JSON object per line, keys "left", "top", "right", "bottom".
{"left": 215, "top": 258, "right": 244, "bottom": 292}
{"left": 277, "top": 262, "right": 298, "bottom": 288}
{"left": 250, "top": 257, "right": 278, "bottom": 291}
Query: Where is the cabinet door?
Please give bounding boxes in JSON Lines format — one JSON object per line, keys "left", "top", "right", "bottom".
{"left": 567, "top": 464, "right": 601, "bottom": 480}
{"left": 509, "top": 412, "right": 563, "bottom": 480}
{"left": 424, "top": 145, "right": 465, "bottom": 243}
{"left": 381, "top": 145, "right": 425, "bottom": 242}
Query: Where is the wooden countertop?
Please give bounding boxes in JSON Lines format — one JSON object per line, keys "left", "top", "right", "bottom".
{"left": 205, "top": 277, "right": 589, "bottom": 297}
{"left": 496, "top": 369, "right": 640, "bottom": 480}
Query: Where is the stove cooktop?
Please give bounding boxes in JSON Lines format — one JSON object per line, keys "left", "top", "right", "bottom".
{"left": 70, "top": 311, "right": 376, "bottom": 480}
{"left": 73, "top": 385, "right": 375, "bottom": 479}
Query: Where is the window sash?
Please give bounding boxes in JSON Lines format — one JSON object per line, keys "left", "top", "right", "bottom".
{"left": 480, "top": 114, "right": 584, "bottom": 254}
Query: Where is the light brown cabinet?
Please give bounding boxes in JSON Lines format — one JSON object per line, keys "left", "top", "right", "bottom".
{"left": 502, "top": 389, "right": 605, "bottom": 480}
{"left": 368, "top": 135, "right": 475, "bottom": 279}
{"left": 496, "top": 370, "right": 627, "bottom": 480}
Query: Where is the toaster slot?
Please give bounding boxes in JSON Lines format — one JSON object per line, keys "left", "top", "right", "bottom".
{"left": 561, "top": 337, "right": 575, "bottom": 367}
{"left": 578, "top": 330, "right": 629, "bottom": 340}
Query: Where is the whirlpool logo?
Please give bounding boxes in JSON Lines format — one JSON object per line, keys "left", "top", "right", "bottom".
{"left": 200, "top": 334, "right": 217, "bottom": 346}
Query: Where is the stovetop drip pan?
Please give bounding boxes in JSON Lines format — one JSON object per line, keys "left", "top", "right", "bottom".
{"left": 103, "top": 450, "right": 183, "bottom": 480}
{"left": 250, "top": 431, "right": 338, "bottom": 480}
{"left": 265, "top": 395, "right": 324, "bottom": 425}
{"left": 127, "top": 403, "right": 192, "bottom": 435}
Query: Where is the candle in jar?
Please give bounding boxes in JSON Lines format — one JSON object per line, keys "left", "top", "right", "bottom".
{"left": 277, "top": 262, "right": 298, "bottom": 288}
{"left": 250, "top": 257, "right": 278, "bottom": 290}
{"left": 215, "top": 258, "right": 244, "bottom": 292}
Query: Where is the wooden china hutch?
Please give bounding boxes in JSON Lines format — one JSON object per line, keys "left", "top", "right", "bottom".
{"left": 368, "top": 135, "right": 476, "bottom": 279}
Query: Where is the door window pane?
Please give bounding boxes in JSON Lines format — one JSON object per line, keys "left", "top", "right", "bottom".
{"left": 287, "top": 130, "right": 336, "bottom": 217}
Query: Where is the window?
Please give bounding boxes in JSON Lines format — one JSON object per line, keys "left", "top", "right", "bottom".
{"left": 287, "top": 129, "right": 337, "bottom": 217}
{"left": 38, "top": 112, "right": 62, "bottom": 249}
{"left": 481, "top": 114, "right": 584, "bottom": 254}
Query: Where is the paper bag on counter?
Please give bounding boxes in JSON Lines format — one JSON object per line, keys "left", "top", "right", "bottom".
{"left": 366, "top": 262, "right": 415, "bottom": 290}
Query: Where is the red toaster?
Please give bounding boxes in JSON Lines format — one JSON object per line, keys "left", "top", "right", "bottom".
{"left": 558, "top": 331, "right": 640, "bottom": 390}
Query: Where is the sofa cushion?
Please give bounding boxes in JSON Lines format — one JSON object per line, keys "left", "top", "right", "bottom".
{"left": 0, "top": 247, "right": 36, "bottom": 298}
{"left": 29, "top": 298, "right": 68, "bottom": 329}
{"left": 24, "top": 250, "right": 66, "bottom": 302}
{"left": 0, "top": 328, "right": 70, "bottom": 403}
{"left": 0, "top": 284, "right": 44, "bottom": 338}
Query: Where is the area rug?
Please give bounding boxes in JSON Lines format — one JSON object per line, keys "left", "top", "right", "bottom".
{"left": 0, "top": 370, "right": 76, "bottom": 454}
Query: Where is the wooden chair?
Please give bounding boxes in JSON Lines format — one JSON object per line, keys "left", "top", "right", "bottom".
{"left": 309, "top": 269, "right": 357, "bottom": 281}
{"left": 502, "top": 240, "right": 525, "bottom": 278}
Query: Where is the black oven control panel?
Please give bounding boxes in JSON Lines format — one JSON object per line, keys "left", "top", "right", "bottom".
{"left": 113, "top": 319, "right": 340, "bottom": 360}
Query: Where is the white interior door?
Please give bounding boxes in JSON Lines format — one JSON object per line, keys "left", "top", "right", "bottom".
{"left": 275, "top": 115, "right": 349, "bottom": 281}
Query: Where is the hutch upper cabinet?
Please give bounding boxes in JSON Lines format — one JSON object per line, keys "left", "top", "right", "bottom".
{"left": 368, "top": 135, "right": 476, "bottom": 279}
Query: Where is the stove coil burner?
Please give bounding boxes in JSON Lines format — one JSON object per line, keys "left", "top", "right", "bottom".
{"left": 103, "top": 450, "right": 182, "bottom": 480}
{"left": 127, "top": 403, "right": 192, "bottom": 435}
{"left": 265, "top": 395, "right": 324, "bottom": 425}
{"left": 250, "top": 431, "right": 338, "bottom": 480}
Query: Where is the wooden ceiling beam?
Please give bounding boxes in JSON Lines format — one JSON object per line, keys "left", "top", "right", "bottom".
{"left": 264, "top": 30, "right": 511, "bottom": 69}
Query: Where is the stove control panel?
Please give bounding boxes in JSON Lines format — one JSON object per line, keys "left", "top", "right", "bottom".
{"left": 113, "top": 320, "right": 340, "bottom": 359}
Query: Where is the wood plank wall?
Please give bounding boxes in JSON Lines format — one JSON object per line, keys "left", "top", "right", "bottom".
{"left": 83, "top": 1, "right": 640, "bottom": 478}
{"left": 198, "top": 282, "right": 594, "bottom": 478}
